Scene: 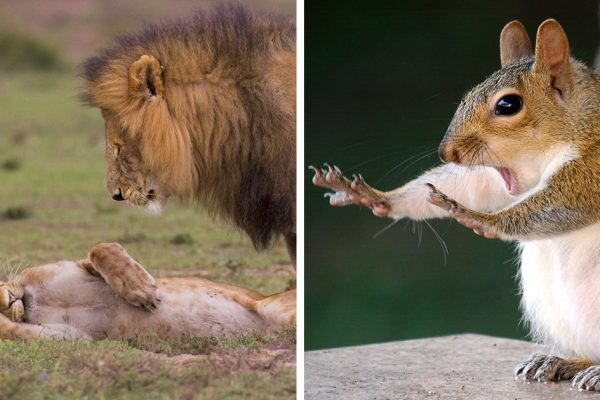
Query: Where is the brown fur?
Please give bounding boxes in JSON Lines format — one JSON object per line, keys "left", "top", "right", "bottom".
{"left": 430, "top": 19, "right": 600, "bottom": 239}
{"left": 313, "top": 20, "right": 600, "bottom": 240}
{"left": 82, "top": 5, "right": 296, "bottom": 255}
{"left": 311, "top": 19, "right": 600, "bottom": 392}
{"left": 0, "top": 243, "right": 295, "bottom": 340}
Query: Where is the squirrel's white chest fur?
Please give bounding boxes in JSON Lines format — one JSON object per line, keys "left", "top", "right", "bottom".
{"left": 519, "top": 222, "right": 600, "bottom": 361}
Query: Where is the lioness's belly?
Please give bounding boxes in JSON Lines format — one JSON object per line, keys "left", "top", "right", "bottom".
{"left": 23, "top": 271, "right": 266, "bottom": 339}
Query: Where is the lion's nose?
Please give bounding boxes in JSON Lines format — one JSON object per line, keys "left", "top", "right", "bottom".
{"left": 112, "top": 190, "right": 125, "bottom": 201}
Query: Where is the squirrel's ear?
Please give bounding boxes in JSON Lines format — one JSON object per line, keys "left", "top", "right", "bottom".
{"left": 533, "top": 19, "right": 571, "bottom": 94}
{"left": 128, "top": 55, "right": 165, "bottom": 98}
{"left": 500, "top": 21, "right": 532, "bottom": 67}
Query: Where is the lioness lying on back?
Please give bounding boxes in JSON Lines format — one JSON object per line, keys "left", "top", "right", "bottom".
{"left": 0, "top": 243, "right": 295, "bottom": 340}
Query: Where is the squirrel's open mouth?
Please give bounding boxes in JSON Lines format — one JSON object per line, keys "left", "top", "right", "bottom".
{"left": 493, "top": 167, "right": 517, "bottom": 195}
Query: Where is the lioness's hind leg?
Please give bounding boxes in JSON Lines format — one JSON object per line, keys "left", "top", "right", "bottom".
{"left": 83, "top": 243, "right": 161, "bottom": 311}
{"left": 0, "top": 313, "right": 47, "bottom": 339}
{"left": 256, "top": 289, "right": 296, "bottom": 334}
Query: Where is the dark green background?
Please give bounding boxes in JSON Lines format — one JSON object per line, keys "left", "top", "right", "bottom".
{"left": 306, "top": 0, "right": 598, "bottom": 350}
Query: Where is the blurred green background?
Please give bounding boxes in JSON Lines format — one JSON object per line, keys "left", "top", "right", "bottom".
{"left": 306, "top": 0, "right": 598, "bottom": 350}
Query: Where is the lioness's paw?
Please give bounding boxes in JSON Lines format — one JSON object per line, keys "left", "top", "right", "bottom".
{"left": 0, "top": 286, "right": 24, "bottom": 322}
{"left": 0, "top": 287, "right": 10, "bottom": 310}
{"left": 88, "top": 243, "right": 162, "bottom": 311}
{"left": 109, "top": 269, "right": 161, "bottom": 311}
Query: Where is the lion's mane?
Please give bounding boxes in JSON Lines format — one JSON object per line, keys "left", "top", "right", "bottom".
{"left": 83, "top": 5, "right": 296, "bottom": 249}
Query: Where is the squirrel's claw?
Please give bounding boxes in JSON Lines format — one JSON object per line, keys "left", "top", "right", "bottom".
{"left": 309, "top": 164, "right": 355, "bottom": 206}
{"left": 426, "top": 183, "right": 459, "bottom": 213}
{"left": 351, "top": 173, "right": 390, "bottom": 216}
{"left": 310, "top": 163, "right": 390, "bottom": 216}
{"left": 572, "top": 365, "right": 600, "bottom": 391}
{"left": 516, "top": 354, "right": 595, "bottom": 385}
{"left": 426, "top": 183, "right": 498, "bottom": 239}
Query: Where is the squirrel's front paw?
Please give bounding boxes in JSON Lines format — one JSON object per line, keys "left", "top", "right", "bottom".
{"left": 310, "top": 164, "right": 390, "bottom": 217}
{"left": 425, "top": 183, "right": 459, "bottom": 212}
{"left": 426, "top": 183, "right": 498, "bottom": 239}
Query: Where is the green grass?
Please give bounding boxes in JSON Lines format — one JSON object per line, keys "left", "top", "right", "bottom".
{"left": 0, "top": 70, "right": 294, "bottom": 398}
{"left": 0, "top": 30, "right": 63, "bottom": 71}
{"left": 0, "top": 335, "right": 295, "bottom": 400}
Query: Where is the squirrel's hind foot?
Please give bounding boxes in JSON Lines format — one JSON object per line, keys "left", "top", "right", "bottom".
{"left": 515, "top": 353, "right": 593, "bottom": 384}
{"left": 572, "top": 365, "right": 600, "bottom": 391}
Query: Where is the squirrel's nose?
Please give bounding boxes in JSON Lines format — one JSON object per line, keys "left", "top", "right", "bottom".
{"left": 438, "top": 145, "right": 448, "bottom": 162}
{"left": 112, "top": 189, "right": 125, "bottom": 201}
{"left": 438, "top": 146, "right": 459, "bottom": 163}
{"left": 438, "top": 140, "right": 454, "bottom": 163}
{"left": 438, "top": 129, "right": 460, "bottom": 163}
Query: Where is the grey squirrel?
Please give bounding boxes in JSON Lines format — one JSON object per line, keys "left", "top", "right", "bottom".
{"left": 312, "top": 19, "right": 600, "bottom": 390}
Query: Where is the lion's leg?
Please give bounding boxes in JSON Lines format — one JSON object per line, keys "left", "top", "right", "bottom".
{"left": 81, "top": 243, "right": 161, "bottom": 311}
{"left": 0, "top": 313, "right": 90, "bottom": 340}
{"left": 284, "top": 233, "right": 296, "bottom": 267}
{"left": 0, "top": 314, "right": 50, "bottom": 339}
{"left": 256, "top": 289, "right": 296, "bottom": 334}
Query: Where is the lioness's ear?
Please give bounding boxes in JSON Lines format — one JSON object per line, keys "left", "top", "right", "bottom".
{"left": 128, "top": 55, "right": 164, "bottom": 98}
{"left": 533, "top": 19, "right": 572, "bottom": 96}
{"left": 500, "top": 21, "right": 532, "bottom": 67}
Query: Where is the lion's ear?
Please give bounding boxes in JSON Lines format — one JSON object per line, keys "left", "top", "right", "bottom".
{"left": 128, "top": 55, "right": 164, "bottom": 98}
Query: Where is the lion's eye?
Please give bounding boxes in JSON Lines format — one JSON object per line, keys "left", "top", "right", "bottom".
{"left": 495, "top": 94, "right": 522, "bottom": 116}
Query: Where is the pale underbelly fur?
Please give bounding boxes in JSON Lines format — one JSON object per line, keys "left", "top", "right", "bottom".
{"left": 21, "top": 269, "right": 267, "bottom": 339}
{"left": 519, "top": 221, "right": 600, "bottom": 361}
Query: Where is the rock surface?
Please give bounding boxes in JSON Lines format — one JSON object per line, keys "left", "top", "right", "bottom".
{"left": 305, "top": 334, "right": 596, "bottom": 399}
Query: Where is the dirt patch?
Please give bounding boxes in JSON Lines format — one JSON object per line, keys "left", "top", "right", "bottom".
{"left": 129, "top": 329, "right": 296, "bottom": 376}
{"left": 149, "top": 346, "right": 295, "bottom": 375}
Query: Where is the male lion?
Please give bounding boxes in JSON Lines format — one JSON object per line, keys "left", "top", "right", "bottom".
{"left": 82, "top": 6, "right": 296, "bottom": 262}
{"left": 0, "top": 243, "right": 295, "bottom": 340}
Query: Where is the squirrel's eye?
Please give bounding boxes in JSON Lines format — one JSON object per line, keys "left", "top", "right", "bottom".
{"left": 495, "top": 94, "right": 522, "bottom": 116}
